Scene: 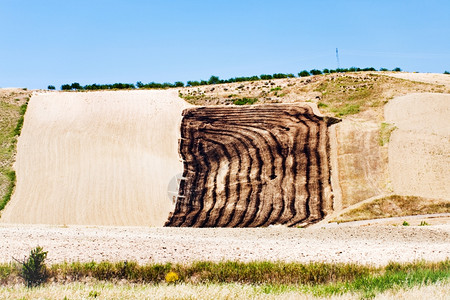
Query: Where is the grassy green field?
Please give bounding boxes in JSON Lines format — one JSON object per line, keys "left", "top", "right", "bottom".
{"left": 1, "top": 259, "right": 449, "bottom": 299}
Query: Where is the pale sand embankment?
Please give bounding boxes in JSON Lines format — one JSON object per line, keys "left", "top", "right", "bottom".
{"left": 385, "top": 93, "right": 450, "bottom": 200}
{"left": 0, "top": 224, "right": 448, "bottom": 266}
{"left": 382, "top": 72, "right": 450, "bottom": 87}
{"left": 0, "top": 90, "right": 190, "bottom": 226}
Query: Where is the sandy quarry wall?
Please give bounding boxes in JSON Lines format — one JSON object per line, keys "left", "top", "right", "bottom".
{"left": 166, "top": 104, "right": 338, "bottom": 227}
{"left": 385, "top": 93, "right": 450, "bottom": 200}
{"left": 0, "top": 90, "right": 189, "bottom": 226}
{"left": 332, "top": 119, "right": 391, "bottom": 209}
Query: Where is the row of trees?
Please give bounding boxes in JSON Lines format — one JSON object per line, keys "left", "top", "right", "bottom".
{"left": 61, "top": 82, "right": 135, "bottom": 91}
{"left": 52, "top": 67, "right": 403, "bottom": 90}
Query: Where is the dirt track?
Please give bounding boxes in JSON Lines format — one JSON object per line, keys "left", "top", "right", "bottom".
{"left": 0, "top": 224, "right": 448, "bottom": 266}
{"left": 0, "top": 90, "right": 189, "bottom": 226}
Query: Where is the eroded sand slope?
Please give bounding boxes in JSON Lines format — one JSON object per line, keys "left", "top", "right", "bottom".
{"left": 0, "top": 90, "right": 189, "bottom": 226}
{"left": 385, "top": 93, "right": 450, "bottom": 200}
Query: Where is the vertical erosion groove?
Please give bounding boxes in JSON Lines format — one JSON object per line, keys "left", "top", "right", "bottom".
{"left": 165, "top": 104, "right": 337, "bottom": 227}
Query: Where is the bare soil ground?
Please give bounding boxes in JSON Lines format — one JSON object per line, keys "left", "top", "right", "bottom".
{"left": 385, "top": 93, "right": 450, "bottom": 200}
{"left": 381, "top": 71, "right": 450, "bottom": 86}
{"left": 0, "top": 90, "right": 190, "bottom": 226}
{"left": 0, "top": 224, "right": 448, "bottom": 266}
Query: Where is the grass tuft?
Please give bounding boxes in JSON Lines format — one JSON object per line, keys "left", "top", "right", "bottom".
{"left": 379, "top": 122, "right": 397, "bottom": 146}
{"left": 333, "top": 195, "right": 450, "bottom": 223}
{"left": 232, "top": 98, "right": 258, "bottom": 105}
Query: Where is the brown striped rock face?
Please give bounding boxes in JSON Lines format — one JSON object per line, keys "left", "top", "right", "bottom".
{"left": 165, "top": 104, "right": 338, "bottom": 227}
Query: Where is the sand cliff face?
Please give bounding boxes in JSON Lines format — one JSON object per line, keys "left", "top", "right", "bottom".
{"left": 0, "top": 90, "right": 189, "bottom": 226}
{"left": 166, "top": 104, "right": 339, "bottom": 227}
{"left": 385, "top": 93, "right": 450, "bottom": 200}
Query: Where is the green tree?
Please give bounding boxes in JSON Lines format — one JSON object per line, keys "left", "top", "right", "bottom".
{"left": 298, "top": 70, "right": 310, "bottom": 77}
{"left": 70, "top": 82, "right": 82, "bottom": 90}
{"left": 310, "top": 69, "right": 322, "bottom": 75}
{"left": 208, "top": 76, "right": 221, "bottom": 85}
{"left": 15, "top": 247, "right": 48, "bottom": 287}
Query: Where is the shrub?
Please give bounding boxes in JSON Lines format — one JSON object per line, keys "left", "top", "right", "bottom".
{"left": 322, "top": 68, "right": 330, "bottom": 74}
{"left": 47, "top": 85, "right": 55, "bottom": 90}
{"left": 233, "top": 98, "right": 258, "bottom": 105}
{"left": 402, "top": 221, "right": 409, "bottom": 226}
{"left": 310, "top": 69, "right": 322, "bottom": 75}
{"left": 298, "top": 70, "right": 310, "bottom": 77}
{"left": 392, "top": 67, "right": 402, "bottom": 72}
{"left": 16, "top": 247, "right": 48, "bottom": 287}
{"left": 379, "top": 68, "right": 389, "bottom": 72}
{"left": 444, "top": 71, "right": 450, "bottom": 75}
{"left": 61, "top": 84, "right": 71, "bottom": 91}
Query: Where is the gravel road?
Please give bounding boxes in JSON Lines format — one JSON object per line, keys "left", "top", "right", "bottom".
{"left": 1, "top": 224, "right": 448, "bottom": 266}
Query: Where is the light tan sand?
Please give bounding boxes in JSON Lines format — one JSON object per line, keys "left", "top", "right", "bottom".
{"left": 385, "top": 93, "right": 450, "bottom": 199}
{"left": 0, "top": 90, "right": 190, "bottom": 226}
{"left": 381, "top": 72, "right": 450, "bottom": 87}
{"left": 0, "top": 224, "right": 448, "bottom": 265}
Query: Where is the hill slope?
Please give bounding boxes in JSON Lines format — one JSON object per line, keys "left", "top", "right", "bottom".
{"left": 0, "top": 90, "right": 189, "bottom": 226}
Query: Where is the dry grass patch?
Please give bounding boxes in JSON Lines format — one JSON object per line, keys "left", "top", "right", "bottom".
{"left": 333, "top": 195, "right": 450, "bottom": 223}
{"left": 0, "top": 89, "right": 31, "bottom": 212}
{"left": 178, "top": 72, "right": 442, "bottom": 120}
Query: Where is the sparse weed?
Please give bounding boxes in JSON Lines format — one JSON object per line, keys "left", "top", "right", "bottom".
{"left": 379, "top": 122, "right": 397, "bottom": 146}
{"left": 232, "top": 98, "right": 258, "bottom": 105}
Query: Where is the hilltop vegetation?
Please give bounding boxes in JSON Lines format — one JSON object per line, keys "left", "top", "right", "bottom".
{"left": 54, "top": 67, "right": 404, "bottom": 91}
{"left": 179, "top": 72, "right": 446, "bottom": 118}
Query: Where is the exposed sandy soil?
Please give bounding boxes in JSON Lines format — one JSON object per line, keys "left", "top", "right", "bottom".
{"left": 385, "top": 93, "right": 450, "bottom": 200}
{"left": 381, "top": 72, "right": 450, "bottom": 87}
{"left": 0, "top": 224, "right": 448, "bottom": 266}
{"left": 0, "top": 90, "right": 190, "bottom": 226}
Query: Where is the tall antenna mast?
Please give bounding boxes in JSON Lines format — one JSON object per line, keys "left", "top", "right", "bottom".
{"left": 336, "top": 48, "right": 340, "bottom": 69}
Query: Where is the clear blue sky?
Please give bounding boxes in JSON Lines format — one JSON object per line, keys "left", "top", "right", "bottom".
{"left": 1, "top": 0, "right": 449, "bottom": 89}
